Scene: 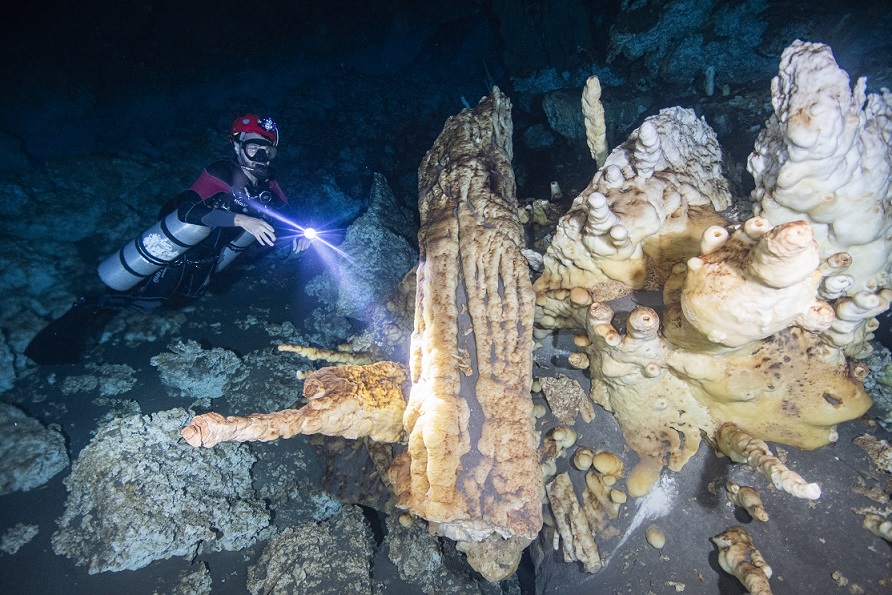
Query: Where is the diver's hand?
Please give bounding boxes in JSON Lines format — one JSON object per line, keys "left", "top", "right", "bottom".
{"left": 292, "top": 237, "right": 312, "bottom": 253}
{"left": 234, "top": 214, "right": 276, "bottom": 246}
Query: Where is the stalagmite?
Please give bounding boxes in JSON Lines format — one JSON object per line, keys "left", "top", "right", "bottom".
{"left": 388, "top": 88, "right": 542, "bottom": 580}
{"left": 715, "top": 423, "right": 821, "bottom": 500}
{"left": 749, "top": 40, "right": 892, "bottom": 357}
{"left": 582, "top": 76, "right": 608, "bottom": 167}
{"left": 277, "top": 343, "right": 377, "bottom": 365}
{"left": 713, "top": 525, "right": 774, "bottom": 595}
{"left": 546, "top": 472, "right": 602, "bottom": 573}
{"left": 726, "top": 482, "right": 769, "bottom": 521}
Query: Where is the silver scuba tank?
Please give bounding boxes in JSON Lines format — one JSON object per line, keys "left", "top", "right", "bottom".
{"left": 215, "top": 230, "right": 256, "bottom": 273}
{"left": 97, "top": 209, "right": 212, "bottom": 291}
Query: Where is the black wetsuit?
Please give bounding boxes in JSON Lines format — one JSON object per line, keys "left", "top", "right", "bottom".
{"left": 25, "top": 160, "right": 295, "bottom": 363}
{"left": 99, "top": 159, "right": 292, "bottom": 312}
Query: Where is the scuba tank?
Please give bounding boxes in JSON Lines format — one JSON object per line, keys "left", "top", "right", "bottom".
{"left": 97, "top": 209, "right": 212, "bottom": 291}
{"left": 215, "top": 230, "right": 256, "bottom": 272}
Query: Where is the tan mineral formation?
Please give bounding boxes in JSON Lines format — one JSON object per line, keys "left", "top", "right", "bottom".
{"left": 181, "top": 361, "right": 411, "bottom": 447}
{"left": 584, "top": 301, "right": 711, "bottom": 496}
{"left": 713, "top": 525, "right": 773, "bottom": 595}
{"left": 277, "top": 343, "right": 377, "bottom": 366}
{"left": 570, "top": 231, "right": 870, "bottom": 495}
{"left": 750, "top": 41, "right": 892, "bottom": 294}
{"left": 581, "top": 75, "right": 608, "bottom": 168}
{"left": 388, "top": 88, "right": 542, "bottom": 579}
{"left": 528, "top": 41, "right": 887, "bottom": 508}
{"left": 749, "top": 41, "right": 892, "bottom": 357}
{"left": 714, "top": 423, "right": 822, "bottom": 500}
{"left": 545, "top": 472, "right": 602, "bottom": 573}
{"left": 726, "top": 482, "right": 769, "bottom": 522}
{"left": 533, "top": 106, "right": 730, "bottom": 328}
{"left": 665, "top": 218, "right": 830, "bottom": 350}
{"left": 553, "top": 213, "right": 873, "bottom": 496}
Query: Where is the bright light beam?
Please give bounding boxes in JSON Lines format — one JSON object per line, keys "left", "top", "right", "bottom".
{"left": 311, "top": 235, "right": 355, "bottom": 264}
{"left": 246, "top": 198, "right": 356, "bottom": 264}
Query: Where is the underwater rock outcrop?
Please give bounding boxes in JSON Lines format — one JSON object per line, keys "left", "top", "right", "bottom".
{"left": 151, "top": 340, "right": 244, "bottom": 400}
{"left": 54, "top": 408, "right": 269, "bottom": 573}
{"left": 155, "top": 563, "right": 213, "bottom": 595}
{"left": 334, "top": 173, "right": 418, "bottom": 323}
{"left": 0, "top": 402, "right": 68, "bottom": 495}
{"left": 246, "top": 505, "right": 374, "bottom": 595}
{"left": 0, "top": 523, "right": 40, "bottom": 555}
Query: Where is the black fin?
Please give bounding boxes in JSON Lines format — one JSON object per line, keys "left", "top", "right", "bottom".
{"left": 24, "top": 301, "right": 115, "bottom": 365}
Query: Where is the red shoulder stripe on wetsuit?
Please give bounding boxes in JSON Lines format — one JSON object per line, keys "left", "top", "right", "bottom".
{"left": 269, "top": 180, "right": 287, "bottom": 203}
{"left": 190, "top": 169, "right": 232, "bottom": 201}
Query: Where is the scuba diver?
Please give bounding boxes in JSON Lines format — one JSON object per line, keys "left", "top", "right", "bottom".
{"left": 26, "top": 113, "right": 309, "bottom": 364}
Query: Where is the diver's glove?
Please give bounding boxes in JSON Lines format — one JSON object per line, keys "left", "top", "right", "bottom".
{"left": 292, "top": 237, "right": 312, "bottom": 254}
{"left": 273, "top": 237, "right": 311, "bottom": 260}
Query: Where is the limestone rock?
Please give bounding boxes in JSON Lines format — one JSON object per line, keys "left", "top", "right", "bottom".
{"left": 335, "top": 173, "right": 418, "bottom": 322}
{"left": 152, "top": 562, "right": 212, "bottom": 595}
{"left": 539, "top": 375, "right": 592, "bottom": 425}
{"left": 246, "top": 505, "right": 374, "bottom": 595}
{"left": 382, "top": 513, "right": 521, "bottom": 594}
{"left": 151, "top": 340, "right": 244, "bottom": 400}
{"left": 0, "top": 402, "right": 68, "bottom": 495}
{"left": 52, "top": 408, "right": 269, "bottom": 573}
{"left": 0, "top": 523, "right": 39, "bottom": 555}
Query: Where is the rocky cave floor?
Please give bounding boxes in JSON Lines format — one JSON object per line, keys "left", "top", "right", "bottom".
{"left": 0, "top": 248, "right": 890, "bottom": 594}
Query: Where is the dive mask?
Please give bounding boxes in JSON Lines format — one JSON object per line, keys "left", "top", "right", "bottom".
{"left": 242, "top": 140, "right": 278, "bottom": 162}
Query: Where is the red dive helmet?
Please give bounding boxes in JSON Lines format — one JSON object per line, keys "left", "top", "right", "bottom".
{"left": 230, "top": 114, "right": 279, "bottom": 146}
